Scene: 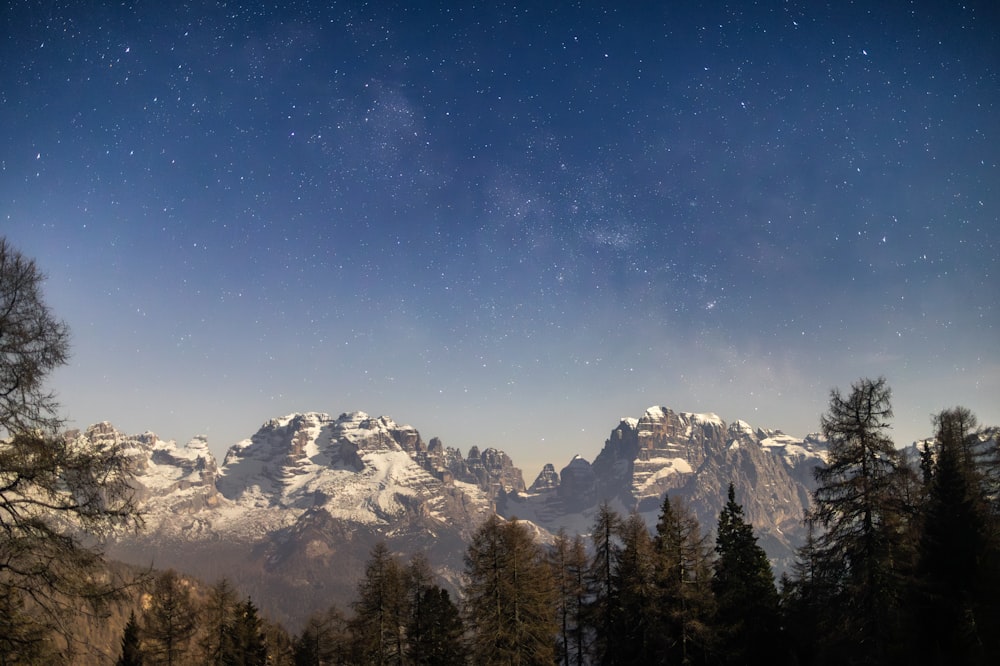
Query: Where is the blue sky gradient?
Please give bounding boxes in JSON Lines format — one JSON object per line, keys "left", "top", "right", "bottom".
{"left": 3, "top": 1, "right": 997, "bottom": 478}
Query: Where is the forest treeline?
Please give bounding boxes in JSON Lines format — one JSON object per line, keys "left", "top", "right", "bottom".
{"left": 102, "top": 378, "right": 1000, "bottom": 666}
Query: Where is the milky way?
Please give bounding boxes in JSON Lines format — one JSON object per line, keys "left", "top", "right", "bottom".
{"left": 2, "top": 1, "right": 997, "bottom": 477}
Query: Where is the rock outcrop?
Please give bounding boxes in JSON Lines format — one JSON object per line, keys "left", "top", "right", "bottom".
{"left": 501, "top": 406, "right": 826, "bottom": 571}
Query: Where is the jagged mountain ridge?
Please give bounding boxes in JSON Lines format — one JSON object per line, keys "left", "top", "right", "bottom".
{"left": 504, "top": 407, "right": 825, "bottom": 564}
{"left": 94, "top": 411, "right": 519, "bottom": 628}
{"left": 89, "top": 407, "right": 825, "bottom": 630}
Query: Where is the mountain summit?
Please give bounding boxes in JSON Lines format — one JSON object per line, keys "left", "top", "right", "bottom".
{"left": 506, "top": 406, "right": 825, "bottom": 562}
{"left": 89, "top": 406, "right": 825, "bottom": 629}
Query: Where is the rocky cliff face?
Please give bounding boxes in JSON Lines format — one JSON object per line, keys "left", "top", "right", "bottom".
{"left": 500, "top": 406, "right": 826, "bottom": 570}
{"left": 96, "top": 405, "right": 826, "bottom": 629}
{"left": 75, "top": 422, "right": 222, "bottom": 520}
{"left": 99, "top": 412, "right": 499, "bottom": 628}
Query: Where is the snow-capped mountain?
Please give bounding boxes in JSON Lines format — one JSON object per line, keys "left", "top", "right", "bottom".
{"left": 87, "top": 406, "right": 826, "bottom": 630}
{"left": 91, "top": 412, "right": 508, "bottom": 628}
{"left": 506, "top": 407, "right": 826, "bottom": 566}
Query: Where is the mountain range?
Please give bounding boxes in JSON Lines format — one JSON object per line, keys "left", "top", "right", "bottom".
{"left": 82, "top": 406, "right": 827, "bottom": 630}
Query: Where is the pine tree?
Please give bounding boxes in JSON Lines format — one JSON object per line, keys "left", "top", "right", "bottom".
{"left": 200, "top": 578, "right": 237, "bottom": 664}
{"left": 116, "top": 611, "right": 144, "bottom": 666}
{"left": 403, "top": 553, "right": 466, "bottom": 666}
{"left": 612, "top": 512, "right": 658, "bottom": 665}
{"left": 349, "top": 542, "right": 406, "bottom": 666}
{"left": 463, "top": 514, "right": 556, "bottom": 665}
{"left": 781, "top": 521, "right": 836, "bottom": 666}
{"left": 911, "top": 407, "right": 999, "bottom": 664}
{"left": 549, "top": 530, "right": 588, "bottom": 666}
{"left": 586, "top": 502, "right": 621, "bottom": 665}
{"left": 712, "top": 483, "right": 780, "bottom": 665}
{"left": 809, "top": 377, "right": 913, "bottom": 664}
{"left": 294, "top": 605, "right": 349, "bottom": 666}
{"left": 406, "top": 586, "right": 466, "bottom": 666}
{"left": 223, "top": 597, "right": 268, "bottom": 666}
{"left": 261, "top": 619, "right": 294, "bottom": 666}
{"left": 653, "top": 494, "right": 715, "bottom": 666}
{"left": 141, "top": 570, "right": 196, "bottom": 666}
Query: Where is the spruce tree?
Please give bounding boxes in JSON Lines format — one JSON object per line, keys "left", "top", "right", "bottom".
{"left": 294, "top": 605, "right": 349, "bottom": 666}
{"left": 406, "top": 586, "right": 466, "bottom": 666}
{"left": 116, "top": 611, "right": 144, "bottom": 666}
{"left": 224, "top": 597, "right": 268, "bottom": 666}
{"left": 781, "top": 521, "right": 836, "bottom": 666}
{"left": 712, "top": 483, "right": 780, "bottom": 665}
{"left": 912, "top": 407, "right": 999, "bottom": 664}
{"left": 403, "top": 551, "right": 465, "bottom": 665}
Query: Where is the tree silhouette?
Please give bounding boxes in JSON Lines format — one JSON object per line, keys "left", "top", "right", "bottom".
{"left": 0, "top": 237, "right": 143, "bottom": 652}
{"left": 549, "top": 529, "right": 588, "bottom": 666}
{"left": 912, "top": 407, "right": 999, "bottom": 663}
{"left": 612, "top": 512, "right": 659, "bottom": 664}
{"left": 712, "top": 483, "right": 779, "bottom": 665}
{"left": 809, "top": 377, "right": 912, "bottom": 663}
{"left": 116, "top": 611, "right": 144, "bottom": 666}
{"left": 349, "top": 542, "right": 406, "bottom": 666}
{"left": 653, "top": 494, "right": 715, "bottom": 666}
{"left": 200, "top": 578, "right": 237, "bottom": 664}
{"left": 224, "top": 597, "right": 268, "bottom": 666}
{"left": 141, "top": 570, "right": 196, "bottom": 666}
{"left": 463, "top": 514, "right": 556, "bottom": 665}
{"left": 586, "top": 502, "right": 622, "bottom": 665}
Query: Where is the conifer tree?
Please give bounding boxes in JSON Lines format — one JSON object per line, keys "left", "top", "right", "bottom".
{"left": 780, "top": 522, "right": 830, "bottom": 666}
{"left": 349, "top": 542, "right": 406, "bottom": 666}
{"left": 116, "top": 610, "right": 144, "bottom": 666}
{"left": 401, "top": 553, "right": 432, "bottom": 665}
{"left": 200, "top": 578, "right": 237, "bottom": 664}
{"left": 912, "top": 407, "right": 1000, "bottom": 664}
{"left": 653, "top": 494, "right": 715, "bottom": 666}
{"left": 141, "top": 570, "right": 196, "bottom": 666}
{"left": 586, "top": 502, "right": 622, "bottom": 665}
{"left": 0, "top": 238, "right": 142, "bottom": 653}
{"left": 0, "top": 583, "right": 57, "bottom": 663}
{"left": 402, "top": 550, "right": 465, "bottom": 665}
{"left": 712, "top": 483, "right": 780, "bottom": 665}
{"left": 463, "top": 514, "right": 556, "bottom": 665}
{"left": 612, "top": 512, "right": 658, "bottom": 665}
{"left": 294, "top": 605, "right": 349, "bottom": 666}
{"left": 809, "top": 377, "right": 912, "bottom": 664}
{"left": 406, "top": 586, "right": 466, "bottom": 666}
{"left": 223, "top": 597, "right": 268, "bottom": 666}
{"left": 549, "top": 530, "right": 589, "bottom": 666}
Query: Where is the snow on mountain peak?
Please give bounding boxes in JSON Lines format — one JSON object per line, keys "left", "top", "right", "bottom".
{"left": 213, "top": 410, "right": 441, "bottom": 526}
{"left": 644, "top": 405, "right": 668, "bottom": 420}
{"left": 684, "top": 411, "right": 723, "bottom": 427}
{"left": 730, "top": 419, "right": 757, "bottom": 437}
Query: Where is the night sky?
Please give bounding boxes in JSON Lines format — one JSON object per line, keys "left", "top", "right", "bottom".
{"left": 3, "top": 1, "right": 997, "bottom": 478}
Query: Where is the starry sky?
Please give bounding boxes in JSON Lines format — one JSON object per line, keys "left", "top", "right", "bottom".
{"left": 2, "top": 1, "right": 998, "bottom": 480}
